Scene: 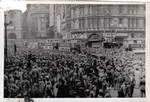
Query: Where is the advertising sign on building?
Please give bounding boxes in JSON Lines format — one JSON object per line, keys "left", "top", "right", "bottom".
{"left": 130, "top": 44, "right": 143, "bottom": 48}
{"left": 71, "top": 33, "right": 87, "bottom": 39}
{"left": 92, "top": 43, "right": 100, "bottom": 48}
{"left": 27, "top": 42, "right": 38, "bottom": 49}
{"left": 88, "top": 33, "right": 102, "bottom": 42}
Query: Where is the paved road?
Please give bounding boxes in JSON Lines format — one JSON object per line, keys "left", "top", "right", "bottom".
{"left": 133, "top": 88, "right": 141, "bottom": 97}
{"left": 110, "top": 88, "right": 141, "bottom": 97}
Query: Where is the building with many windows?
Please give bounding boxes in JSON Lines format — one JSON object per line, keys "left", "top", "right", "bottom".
{"left": 53, "top": 4, "right": 72, "bottom": 38}
{"left": 6, "top": 4, "right": 145, "bottom": 52}
{"left": 58, "top": 4, "right": 145, "bottom": 50}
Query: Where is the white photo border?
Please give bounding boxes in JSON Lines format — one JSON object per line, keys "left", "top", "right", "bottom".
{"left": 0, "top": 0, "right": 150, "bottom": 102}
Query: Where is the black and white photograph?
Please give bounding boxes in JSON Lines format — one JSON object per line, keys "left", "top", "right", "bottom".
{"left": 3, "top": 3, "right": 146, "bottom": 98}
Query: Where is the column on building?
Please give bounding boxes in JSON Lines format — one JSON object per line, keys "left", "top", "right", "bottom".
{"left": 49, "top": 5, "right": 55, "bottom": 27}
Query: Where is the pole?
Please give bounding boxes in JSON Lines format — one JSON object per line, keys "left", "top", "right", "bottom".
{"left": 4, "top": 14, "right": 7, "bottom": 58}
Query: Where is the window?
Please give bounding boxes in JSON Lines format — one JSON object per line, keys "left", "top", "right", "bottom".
{"left": 93, "top": 18, "right": 97, "bottom": 29}
{"left": 144, "top": 18, "right": 145, "bottom": 28}
{"left": 101, "top": 18, "right": 104, "bottom": 28}
{"left": 33, "top": 5, "right": 38, "bottom": 9}
{"left": 89, "top": 5, "right": 92, "bottom": 15}
{"left": 98, "top": 6, "right": 103, "bottom": 15}
{"left": 128, "top": 5, "right": 134, "bottom": 14}
{"left": 137, "top": 18, "right": 144, "bottom": 28}
{"left": 82, "top": 19, "right": 85, "bottom": 29}
{"left": 119, "top": 5, "right": 123, "bottom": 14}
{"left": 76, "top": 8, "right": 79, "bottom": 18}
{"left": 104, "top": 18, "right": 109, "bottom": 28}
{"left": 128, "top": 18, "right": 134, "bottom": 28}
{"left": 40, "top": 17, "right": 46, "bottom": 31}
{"left": 32, "top": 16, "right": 38, "bottom": 31}
{"left": 79, "top": 19, "right": 83, "bottom": 29}
{"left": 9, "top": 12, "right": 15, "bottom": 18}
{"left": 121, "top": 5, "right": 128, "bottom": 14}
{"left": 88, "top": 18, "right": 92, "bottom": 29}
{"left": 97, "top": 18, "right": 99, "bottom": 29}
{"left": 79, "top": 7, "right": 83, "bottom": 17}
{"left": 91, "top": 18, "right": 94, "bottom": 29}
{"left": 75, "top": 19, "right": 79, "bottom": 29}
{"left": 71, "top": 20, "right": 75, "bottom": 29}
{"left": 133, "top": 18, "right": 137, "bottom": 28}
{"left": 133, "top": 6, "right": 137, "bottom": 14}
{"left": 79, "top": 19, "right": 81, "bottom": 29}
{"left": 138, "top": 40, "right": 142, "bottom": 44}
{"left": 73, "top": 9, "right": 76, "bottom": 18}
{"left": 81, "top": 7, "right": 84, "bottom": 16}
{"left": 92, "top": 5, "right": 97, "bottom": 16}
{"left": 39, "top": 14, "right": 49, "bottom": 32}
{"left": 131, "top": 33, "right": 134, "bottom": 38}
{"left": 134, "top": 40, "right": 137, "bottom": 43}
{"left": 119, "top": 18, "right": 123, "bottom": 25}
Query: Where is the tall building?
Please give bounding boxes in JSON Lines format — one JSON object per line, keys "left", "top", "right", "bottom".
{"left": 22, "top": 10, "right": 28, "bottom": 39}
{"left": 53, "top": 4, "right": 71, "bottom": 38}
{"left": 5, "top": 10, "right": 23, "bottom": 39}
{"left": 58, "top": 4, "right": 145, "bottom": 50}
{"left": 23, "top": 4, "right": 50, "bottom": 39}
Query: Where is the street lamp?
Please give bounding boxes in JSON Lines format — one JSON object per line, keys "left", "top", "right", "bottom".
{"left": 110, "top": 18, "right": 119, "bottom": 42}
{"left": 4, "top": 14, "right": 12, "bottom": 58}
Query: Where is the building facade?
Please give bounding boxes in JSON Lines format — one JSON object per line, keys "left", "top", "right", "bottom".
{"left": 6, "top": 4, "right": 145, "bottom": 52}
{"left": 59, "top": 4, "right": 145, "bottom": 50}
{"left": 22, "top": 4, "right": 50, "bottom": 39}
{"left": 5, "top": 10, "right": 23, "bottom": 39}
{"left": 53, "top": 4, "right": 72, "bottom": 39}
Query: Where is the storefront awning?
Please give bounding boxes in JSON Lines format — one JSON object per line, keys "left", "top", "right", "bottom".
{"left": 115, "top": 33, "right": 128, "bottom": 37}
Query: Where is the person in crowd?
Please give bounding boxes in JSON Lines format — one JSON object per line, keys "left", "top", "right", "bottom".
{"left": 118, "top": 82, "right": 126, "bottom": 97}
{"left": 139, "top": 77, "right": 145, "bottom": 97}
{"left": 4, "top": 47, "right": 145, "bottom": 98}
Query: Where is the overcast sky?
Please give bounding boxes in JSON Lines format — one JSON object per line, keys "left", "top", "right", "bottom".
{"left": 0, "top": 0, "right": 27, "bottom": 12}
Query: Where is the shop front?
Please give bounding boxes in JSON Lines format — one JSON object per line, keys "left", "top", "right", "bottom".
{"left": 86, "top": 33, "right": 103, "bottom": 53}
{"left": 87, "top": 33, "right": 103, "bottom": 47}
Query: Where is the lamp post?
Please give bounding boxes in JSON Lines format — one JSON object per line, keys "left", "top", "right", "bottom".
{"left": 103, "top": 9, "right": 111, "bottom": 43}
{"left": 4, "top": 14, "right": 8, "bottom": 58}
{"left": 4, "top": 14, "right": 11, "bottom": 58}
{"left": 110, "top": 18, "right": 119, "bottom": 42}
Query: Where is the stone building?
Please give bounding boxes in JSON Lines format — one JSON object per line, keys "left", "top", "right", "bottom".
{"left": 5, "top": 10, "right": 23, "bottom": 39}
{"left": 58, "top": 4, "right": 145, "bottom": 50}
{"left": 8, "top": 4, "right": 145, "bottom": 51}
{"left": 22, "top": 4, "right": 49, "bottom": 39}
{"left": 52, "top": 4, "right": 71, "bottom": 39}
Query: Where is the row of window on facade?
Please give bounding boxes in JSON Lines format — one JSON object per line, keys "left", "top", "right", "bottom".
{"left": 130, "top": 33, "right": 145, "bottom": 38}
{"left": 28, "top": 5, "right": 50, "bottom": 11}
{"left": 129, "top": 43, "right": 145, "bottom": 48}
{"left": 127, "top": 39, "right": 145, "bottom": 44}
{"left": 70, "top": 17, "right": 145, "bottom": 30}
{"left": 71, "top": 5, "right": 145, "bottom": 18}
{"left": 134, "top": 40, "right": 145, "bottom": 44}
{"left": 31, "top": 14, "right": 49, "bottom": 32}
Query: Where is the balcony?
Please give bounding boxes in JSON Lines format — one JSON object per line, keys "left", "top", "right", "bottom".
{"left": 70, "top": 13, "right": 145, "bottom": 20}
{"left": 70, "top": 27, "right": 145, "bottom": 33}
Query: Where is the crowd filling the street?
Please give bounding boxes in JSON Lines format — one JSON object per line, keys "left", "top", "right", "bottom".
{"left": 4, "top": 46, "right": 145, "bottom": 98}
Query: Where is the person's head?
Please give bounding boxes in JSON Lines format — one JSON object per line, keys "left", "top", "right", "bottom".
{"left": 59, "top": 78, "right": 65, "bottom": 85}
{"left": 85, "top": 89, "right": 90, "bottom": 96}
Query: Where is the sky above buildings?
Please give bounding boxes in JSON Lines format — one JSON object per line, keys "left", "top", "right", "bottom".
{"left": 0, "top": 0, "right": 27, "bottom": 12}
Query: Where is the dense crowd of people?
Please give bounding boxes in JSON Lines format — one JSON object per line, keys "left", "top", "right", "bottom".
{"left": 4, "top": 47, "right": 145, "bottom": 98}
